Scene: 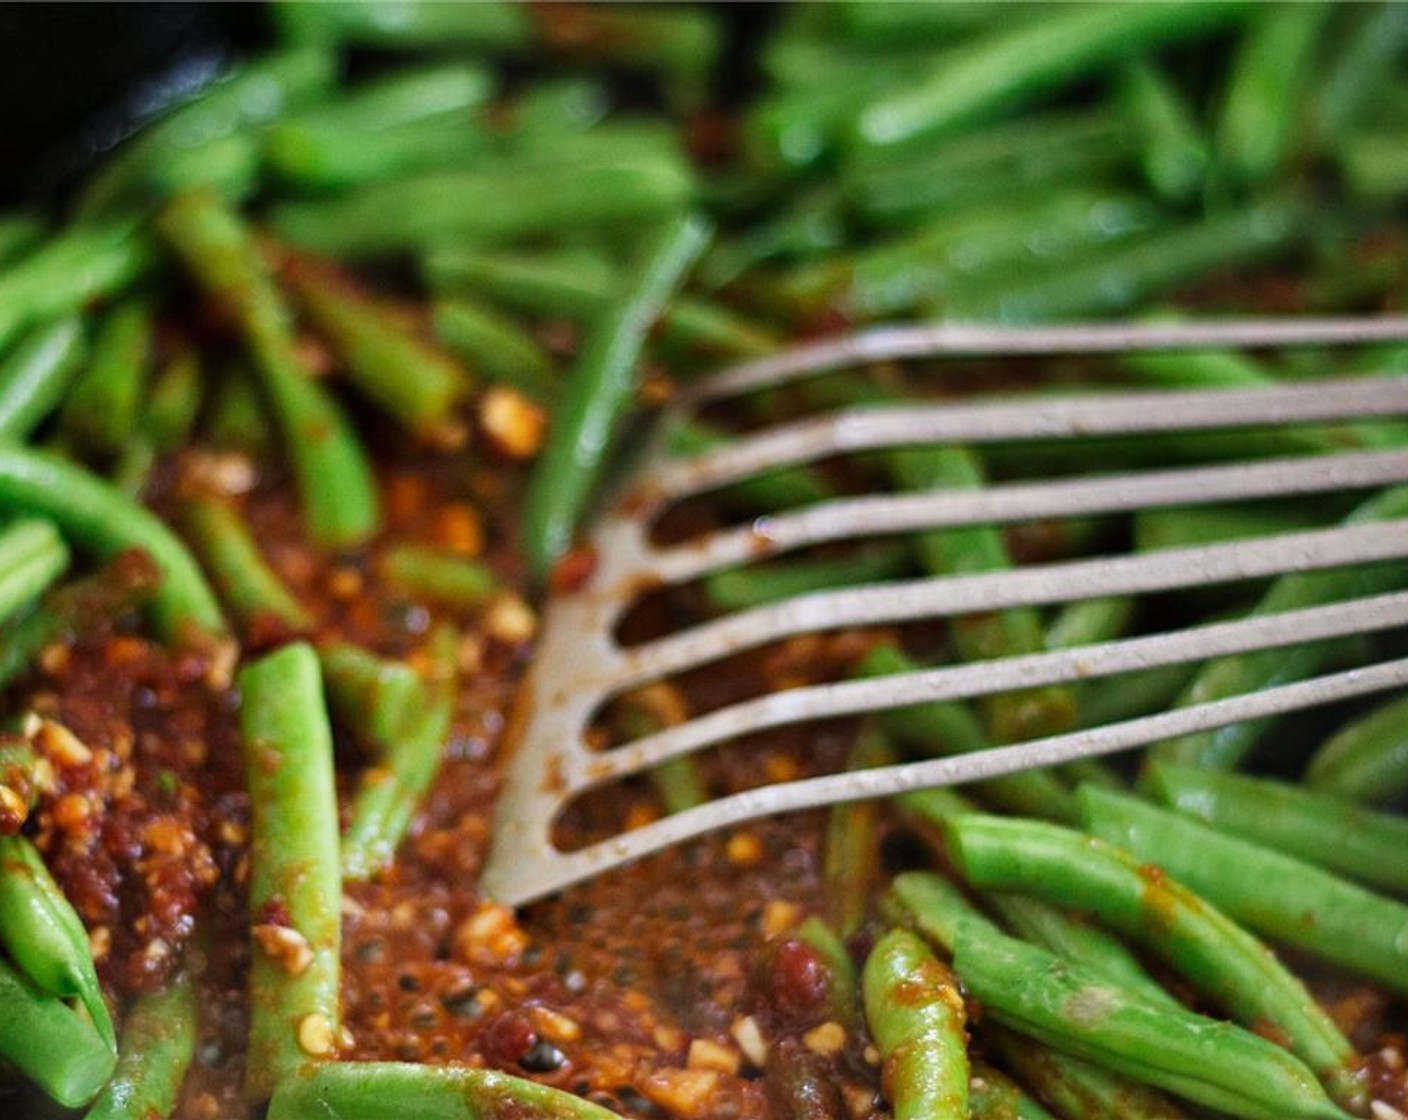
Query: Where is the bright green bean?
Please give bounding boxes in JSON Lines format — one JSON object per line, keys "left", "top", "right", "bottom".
{"left": 85, "top": 963, "right": 197, "bottom": 1120}
{"left": 968, "top": 1059, "right": 1059, "bottom": 1120}
{"left": 432, "top": 297, "right": 556, "bottom": 404}
{"left": 0, "top": 318, "right": 86, "bottom": 443}
{"left": 953, "top": 918, "right": 1348, "bottom": 1120}
{"left": 1311, "top": 2, "right": 1408, "bottom": 143}
{"left": 0, "top": 214, "right": 42, "bottom": 265}
{"left": 379, "top": 544, "right": 499, "bottom": 609}
{"left": 826, "top": 730, "right": 893, "bottom": 937}
{"left": 863, "top": 929, "right": 969, "bottom": 1120}
{"left": 158, "top": 189, "right": 380, "bottom": 548}
{"left": 1080, "top": 784, "right": 1408, "bottom": 995}
{"left": 1147, "top": 761, "right": 1408, "bottom": 895}
{"left": 0, "top": 518, "right": 70, "bottom": 625}
{"left": 1117, "top": 61, "right": 1209, "bottom": 203}
{"left": 1305, "top": 690, "right": 1408, "bottom": 804}
{"left": 59, "top": 300, "right": 152, "bottom": 456}
{"left": 267, "top": 1061, "right": 627, "bottom": 1120}
{"left": 945, "top": 813, "right": 1365, "bottom": 1112}
{"left": 706, "top": 544, "right": 910, "bottom": 612}
{"left": 239, "top": 642, "right": 341, "bottom": 1099}
{"left": 183, "top": 497, "right": 310, "bottom": 634}
{"left": 0, "top": 447, "right": 224, "bottom": 641}
{"left": 0, "top": 955, "right": 116, "bottom": 1108}
{"left": 523, "top": 213, "right": 709, "bottom": 581}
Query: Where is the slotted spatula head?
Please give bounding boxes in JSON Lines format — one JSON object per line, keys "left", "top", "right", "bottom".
{"left": 482, "top": 316, "right": 1408, "bottom": 907}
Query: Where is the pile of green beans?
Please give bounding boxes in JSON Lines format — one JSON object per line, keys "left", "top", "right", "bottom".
{"left": 0, "top": 2, "right": 1404, "bottom": 1119}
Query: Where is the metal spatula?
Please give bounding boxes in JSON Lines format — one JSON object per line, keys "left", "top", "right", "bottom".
{"left": 482, "top": 315, "right": 1408, "bottom": 906}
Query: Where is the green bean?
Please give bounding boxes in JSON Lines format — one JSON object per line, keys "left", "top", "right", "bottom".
{"left": 781, "top": 190, "right": 1166, "bottom": 322}
{"left": 0, "top": 319, "right": 86, "bottom": 443}
{"left": 0, "top": 518, "right": 70, "bottom": 625}
{"left": 1146, "top": 761, "right": 1408, "bottom": 896}
{"left": 425, "top": 246, "right": 777, "bottom": 361}
{"left": 862, "top": 929, "right": 969, "bottom": 1120}
{"left": 852, "top": 3, "right": 1249, "bottom": 154}
{"left": 117, "top": 343, "right": 206, "bottom": 497}
{"left": 76, "top": 49, "right": 336, "bottom": 217}
{"left": 705, "top": 544, "right": 910, "bottom": 612}
{"left": 859, "top": 644, "right": 1078, "bottom": 823}
{"left": 0, "top": 833, "right": 114, "bottom": 1050}
{"left": 158, "top": 189, "right": 380, "bottom": 548}
{"left": 269, "top": 1062, "right": 629, "bottom": 1120}
{"left": 697, "top": 186, "right": 847, "bottom": 292}
{"left": 968, "top": 1059, "right": 1059, "bottom": 1120}
{"left": 1077, "top": 662, "right": 1202, "bottom": 730}
{"left": 1079, "top": 784, "right": 1408, "bottom": 995}
{"left": 1305, "top": 690, "right": 1408, "bottom": 805}
{"left": 953, "top": 918, "right": 1347, "bottom": 1120}
{"left": 0, "top": 447, "right": 224, "bottom": 642}
{"left": 951, "top": 199, "right": 1306, "bottom": 322}
{"left": 985, "top": 893, "right": 1176, "bottom": 1010}
{"left": 85, "top": 962, "right": 197, "bottom": 1120}
{"left": 1215, "top": 3, "right": 1332, "bottom": 187}
{"left": 380, "top": 543, "right": 499, "bottom": 609}
{"left": 239, "top": 642, "right": 341, "bottom": 1099}
{"left": 1117, "top": 61, "right": 1210, "bottom": 203}
{"left": 269, "top": 161, "right": 694, "bottom": 259}
{"left": 981, "top": 1023, "right": 1193, "bottom": 1120}
{"left": 1045, "top": 597, "right": 1134, "bottom": 654}
{"left": 0, "top": 551, "right": 161, "bottom": 692}
{"left": 0, "top": 222, "right": 153, "bottom": 354}
{"left": 1311, "top": 2, "right": 1408, "bottom": 143}
{"left": 523, "top": 213, "right": 709, "bottom": 582}
{"left": 0, "top": 955, "right": 116, "bottom": 1108}
{"left": 945, "top": 813, "right": 1365, "bottom": 1112}
{"left": 1335, "top": 131, "right": 1408, "bottom": 201}
{"left": 183, "top": 497, "right": 310, "bottom": 635}
{"left": 831, "top": 1, "right": 1019, "bottom": 47}
{"left": 608, "top": 684, "right": 706, "bottom": 817}
{"left": 274, "top": 0, "right": 530, "bottom": 50}
{"left": 1153, "top": 483, "right": 1408, "bottom": 770}
{"left": 342, "top": 694, "right": 451, "bottom": 882}
{"left": 431, "top": 297, "right": 556, "bottom": 404}
{"left": 284, "top": 262, "right": 469, "bottom": 444}
{"left": 0, "top": 213, "right": 42, "bottom": 265}
{"left": 844, "top": 112, "right": 1131, "bottom": 229}
{"left": 285, "top": 62, "right": 493, "bottom": 133}
{"left": 205, "top": 365, "right": 274, "bottom": 456}
{"left": 59, "top": 300, "right": 152, "bottom": 456}
{"left": 1134, "top": 502, "right": 1332, "bottom": 553}
{"left": 884, "top": 873, "right": 1183, "bottom": 1120}
{"left": 888, "top": 444, "right": 1075, "bottom": 744}
{"left": 826, "top": 730, "right": 893, "bottom": 937}
{"left": 320, "top": 643, "right": 425, "bottom": 751}
{"left": 143, "top": 132, "right": 262, "bottom": 208}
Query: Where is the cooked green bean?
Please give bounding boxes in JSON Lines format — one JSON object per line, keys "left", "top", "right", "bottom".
{"left": 1154, "top": 483, "right": 1408, "bottom": 770}
{"left": 205, "top": 365, "right": 273, "bottom": 457}
{"left": 825, "top": 730, "right": 892, "bottom": 937}
{"left": 1215, "top": 3, "right": 1332, "bottom": 187}
{"left": 852, "top": 3, "right": 1248, "bottom": 154}
{"left": 523, "top": 213, "right": 709, "bottom": 581}
{"left": 0, "top": 318, "right": 86, "bottom": 443}
{"left": 1312, "top": 2, "right": 1408, "bottom": 143}
{"left": 270, "top": 161, "right": 694, "bottom": 259}
{"left": 0, "top": 447, "right": 224, "bottom": 641}
{"left": 0, "top": 214, "right": 42, "bottom": 265}
{"left": 239, "top": 642, "right": 342, "bottom": 1099}
{"left": 1147, "top": 761, "right": 1408, "bottom": 896}
{"left": 945, "top": 813, "right": 1365, "bottom": 1112}
{"left": 85, "top": 961, "right": 197, "bottom": 1120}
{"left": 0, "top": 833, "right": 113, "bottom": 1049}
{"left": 863, "top": 928, "right": 969, "bottom": 1120}
{"left": 284, "top": 262, "right": 470, "bottom": 444}
{"left": 1306, "top": 690, "right": 1408, "bottom": 804}
{"left": 183, "top": 497, "right": 310, "bottom": 635}
{"left": 968, "top": 1059, "right": 1059, "bottom": 1120}
{"left": 432, "top": 297, "right": 556, "bottom": 404}
{"left": 320, "top": 643, "right": 425, "bottom": 750}
{"left": 1117, "top": 61, "right": 1209, "bottom": 203}
{"left": 609, "top": 684, "right": 707, "bottom": 817}
{"left": 706, "top": 544, "right": 910, "bottom": 612}
{"left": 117, "top": 342, "right": 205, "bottom": 496}
{"left": 425, "top": 245, "right": 777, "bottom": 361}
{"left": 0, "top": 955, "right": 116, "bottom": 1108}
{"left": 860, "top": 645, "right": 1078, "bottom": 823}
{"left": 953, "top": 918, "right": 1348, "bottom": 1120}
{"left": 158, "top": 189, "right": 380, "bottom": 548}
{"left": 267, "top": 1061, "right": 628, "bottom": 1120}
{"left": 985, "top": 893, "right": 1176, "bottom": 1010}
{"left": 380, "top": 543, "right": 499, "bottom": 609}
{"left": 0, "top": 222, "right": 152, "bottom": 354}
{"left": 58, "top": 300, "right": 152, "bottom": 456}
{"left": 274, "top": 0, "right": 530, "bottom": 50}
{"left": 0, "top": 518, "right": 69, "bottom": 626}
{"left": 952, "top": 199, "right": 1306, "bottom": 322}
{"left": 77, "top": 48, "right": 336, "bottom": 218}
{"left": 667, "top": 419, "right": 834, "bottom": 513}
{"left": 1080, "top": 784, "right": 1408, "bottom": 994}
{"left": 981, "top": 1022, "right": 1194, "bottom": 1120}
